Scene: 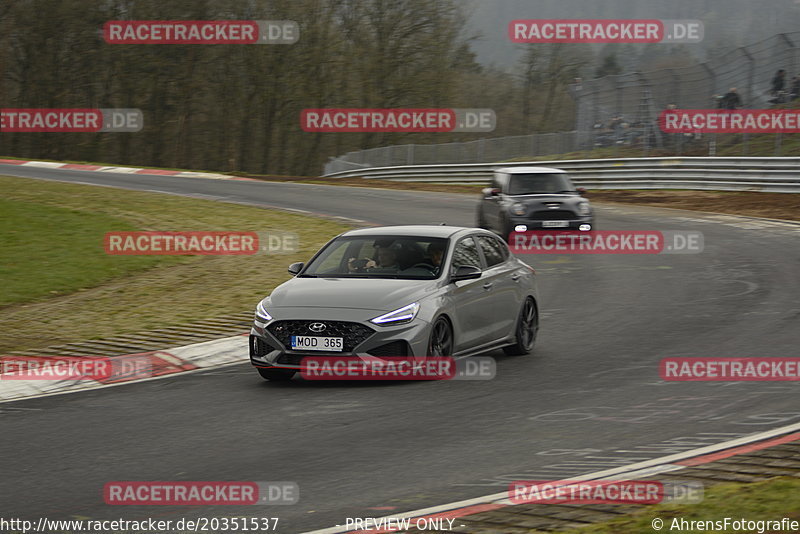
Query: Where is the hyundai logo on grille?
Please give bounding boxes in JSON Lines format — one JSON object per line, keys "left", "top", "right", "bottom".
{"left": 545, "top": 203, "right": 561, "bottom": 209}
{"left": 308, "top": 322, "right": 327, "bottom": 333}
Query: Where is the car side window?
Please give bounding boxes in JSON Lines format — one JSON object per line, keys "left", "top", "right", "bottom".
{"left": 451, "top": 237, "right": 482, "bottom": 273}
{"left": 477, "top": 235, "right": 508, "bottom": 267}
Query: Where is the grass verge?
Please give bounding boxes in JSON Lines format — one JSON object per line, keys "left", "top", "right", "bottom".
{"left": 583, "top": 190, "right": 800, "bottom": 222}
{"left": 547, "top": 477, "right": 800, "bottom": 534}
{"left": 0, "top": 199, "right": 176, "bottom": 306}
{"left": 0, "top": 175, "right": 351, "bottom": 353}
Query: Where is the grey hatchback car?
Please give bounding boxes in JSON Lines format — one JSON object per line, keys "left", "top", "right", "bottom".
{"left": 250, "top": 225, "right": 538, "bottom": 381}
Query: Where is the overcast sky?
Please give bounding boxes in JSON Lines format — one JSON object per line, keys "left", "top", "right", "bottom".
{"left": 464, "top": 0, "right": 800, "bottom": 69}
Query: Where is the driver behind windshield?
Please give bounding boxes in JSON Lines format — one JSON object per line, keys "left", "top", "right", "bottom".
{"left": 348, "top": 243, "right": 401, "bottom": 273}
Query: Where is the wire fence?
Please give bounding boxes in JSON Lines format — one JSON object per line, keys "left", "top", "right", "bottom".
{"left": 325, "top": 32, "right": 800, "bottom": 175}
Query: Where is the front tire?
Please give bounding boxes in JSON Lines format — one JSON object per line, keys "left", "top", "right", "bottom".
{"left": 257, "top": 368, "right": 295, "bottom": 381}
{"left": 499, "top": 214, "right": 513, "bottom": 242}
{"left": 476, "top": 206, "right": 488, "bottom": 229}
{"left": 503, "top": 297, "right": 538, "bottom": 356}
{"left": 428, "top": 316, "right": 454, "bottom": 357}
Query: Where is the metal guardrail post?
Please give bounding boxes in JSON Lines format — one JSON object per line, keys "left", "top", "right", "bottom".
{"left": 739, "top": 46, "right": 755, "bottom": 108}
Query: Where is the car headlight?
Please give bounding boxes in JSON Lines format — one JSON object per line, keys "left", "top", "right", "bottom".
{"left": 577, "top": 201, "right": 591, "bottom": 216}
{"left": 255, "top": 300, "right": 273, "bottom": 322}
{"left": 370, "top": 302, "right": 419, "bottom": 326}
{"left": 510, "top": 202, "right": 527, "bottom": 216}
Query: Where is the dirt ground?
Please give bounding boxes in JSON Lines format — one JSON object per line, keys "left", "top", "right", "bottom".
{"left": 586, "top": 189, "right": 800, "bottom": 222}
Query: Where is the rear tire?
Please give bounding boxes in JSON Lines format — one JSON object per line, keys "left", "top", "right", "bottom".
{"left": 257, "top": 368, "right": 295, "bottom": 381}
{"left": 476, "top": 206, "right": 488, "bottom": 229}
{"left": 503, "top": 297, "right": 538, "bottom": 356}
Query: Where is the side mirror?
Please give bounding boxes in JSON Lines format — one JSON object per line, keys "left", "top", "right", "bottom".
{"left": 451, "top": 265, "right": 482, "bottom": 282}
{"left": 482, "top": 187, "right": 501, "bottom": 197}
{"left": 288, "top": 262, "right": 304, "bottom": 275}
{"left": 576, "top": 187, "right": 587, "bottom": 196}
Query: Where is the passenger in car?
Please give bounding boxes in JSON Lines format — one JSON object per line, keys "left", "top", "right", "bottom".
{"left": 427, "top": 241, "right": 445, "bottom": 268}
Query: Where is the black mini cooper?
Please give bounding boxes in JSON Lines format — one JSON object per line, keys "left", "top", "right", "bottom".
{"left": 476, "top": 166, "right": 594, "bottom": 240}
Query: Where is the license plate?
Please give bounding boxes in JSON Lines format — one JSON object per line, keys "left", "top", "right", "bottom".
{"left": 542, "top": 221, "right": 569, "bottom": 228}
{"left": 291, "top": 336, "right": 343, "bottom": 351}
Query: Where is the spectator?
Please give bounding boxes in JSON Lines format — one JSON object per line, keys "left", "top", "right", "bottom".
{"left": 771, "top": 69, "right": 786, "bottom": 95}
{"left": 609, "top": 113, "right": 625, "bottom": 143}
{"left": 720, "top": 87, "right": 741, "bottom": 110}
{"left": 791, "top": 75, "right": 800, "bottom": 100}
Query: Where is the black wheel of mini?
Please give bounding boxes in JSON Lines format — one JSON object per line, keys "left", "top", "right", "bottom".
{"left": 476, "top": 207, "right": 488, "bottom": 229}
{"left": 500, "top": 214, "right": 512, "bottom": 242}
{"left": 503, "top": 297, "right": 538, "bottom": 356}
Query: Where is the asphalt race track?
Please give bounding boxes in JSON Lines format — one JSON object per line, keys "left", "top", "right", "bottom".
{"left": 1, "top": 164, "right": 799, "bottom": 533}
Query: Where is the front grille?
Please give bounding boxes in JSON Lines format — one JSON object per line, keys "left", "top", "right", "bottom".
{"left": 367, "top": 340, "right": 410, "bottom": 357}
{"left": 530, "top": 209, "right": 578, "bottom": 221}
{"left": 267, "top": 320, "right": 375, "bottom": 352}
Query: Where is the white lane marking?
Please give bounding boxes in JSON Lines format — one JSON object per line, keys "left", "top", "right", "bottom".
{"left": 21, "top": 161, "right": 65, "bottom": 168}
{"left": 176, "top": 172, "right": 230, "bottom": 179}
{"left": 186, "top": 193, "right": 229, "bottom": 200}
{"left": 96, "top": 166, "right": 142, "bottom": 174}
{"left": 303, "top": 422, "right": 800, "bottom": 534}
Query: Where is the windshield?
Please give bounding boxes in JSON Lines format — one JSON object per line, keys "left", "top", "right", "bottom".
{"left": 301, "top": 235, "right": 448, "bottom": 280}
{"left": 507, "top": 173, "right": 575, "bottom": 195}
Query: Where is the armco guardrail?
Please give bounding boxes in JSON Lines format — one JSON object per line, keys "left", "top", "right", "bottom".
{"left": 322, "top": 157, "right": 800, "bottom": 193}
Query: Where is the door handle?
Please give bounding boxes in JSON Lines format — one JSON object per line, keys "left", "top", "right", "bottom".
{"left": 482, "top": 282, "right": 493, "bottom": 290}
{"left": 511, "top": 272, "right": 521, "bottom": 281}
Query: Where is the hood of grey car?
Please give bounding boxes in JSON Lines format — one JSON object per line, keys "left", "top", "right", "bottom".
{"left": 267, "top": 277, "right": 437, "bottom": 311}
